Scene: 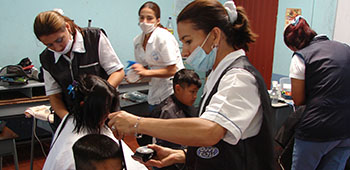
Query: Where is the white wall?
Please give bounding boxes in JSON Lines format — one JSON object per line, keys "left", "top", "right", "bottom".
{"left": 333, "top": 0, "right": 350, "bottom": 45}
{"left": 0, "top": 0, "right": 178, "bottom": 68}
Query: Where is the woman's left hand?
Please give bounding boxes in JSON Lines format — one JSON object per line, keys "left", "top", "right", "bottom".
{"left": 107, "top": 110, "right": 139, "bottom": 139}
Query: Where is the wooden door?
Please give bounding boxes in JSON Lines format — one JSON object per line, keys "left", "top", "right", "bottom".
{"left": 234, "top": 0, "right": 278, "bottom": 88}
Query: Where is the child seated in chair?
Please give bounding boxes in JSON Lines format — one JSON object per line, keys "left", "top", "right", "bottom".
{"left": 152, "top": 69, "right": 202, "bottom": 149}
{"left": 43, "top": 74, "right": 146, "bottom": 170}
{"left": 151, "top": 69, "right": 201, "bottom": 170}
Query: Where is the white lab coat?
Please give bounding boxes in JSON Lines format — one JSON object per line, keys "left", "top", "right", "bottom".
{"left": 134, "top": 27, "right": 184, "bottom": 105}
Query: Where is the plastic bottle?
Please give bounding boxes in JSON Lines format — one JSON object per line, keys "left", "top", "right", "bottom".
{"left": 125, "top": 61, "right": 140, "bottom": 83}
{"left": 270, "top": 81, "right": 279, "bottom": 104}
{"left": 166, "top": 16, "right": 174, "bottom": 35}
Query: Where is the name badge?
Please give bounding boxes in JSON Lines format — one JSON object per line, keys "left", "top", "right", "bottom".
{"left": 196, "top": 146, "right": 219, "bottom": 159}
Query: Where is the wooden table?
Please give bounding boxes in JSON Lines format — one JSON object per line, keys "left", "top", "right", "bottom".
{"left": 0, "top": 126, "right": 19, "bottom": 170}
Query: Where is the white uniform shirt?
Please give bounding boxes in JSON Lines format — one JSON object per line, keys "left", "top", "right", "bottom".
{"left": 43, "top": 30, "right": 124, "bottom": 96}
{"left": 289, "top": 54, "right": 305, "bottom": 80}
{"left": 199, "top": 49, "right": 263, "bottom": 145}
{"left": 133, "top": 27, "right": 184, "bottom": 105}
{"left": 43, "top": 115, "right": 147, "bottom": 170}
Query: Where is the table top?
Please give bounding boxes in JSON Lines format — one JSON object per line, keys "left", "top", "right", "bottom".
{"left": 0, "top": 79, "right": 150, "bottom": 94}
{"left": 0, "top": 80, "right": 44, "bottom": 91}
{"left": 0, "top": 79, "right": 149, "bottom": 117}
{"left": 272, "top": 97, "right": 294, "bottom": 108}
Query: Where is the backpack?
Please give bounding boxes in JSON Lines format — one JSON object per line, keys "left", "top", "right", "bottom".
{"left": 275, "top": 105, "right": 305, "bottom": 170}
{"left": 0, "top": 65, "right": 29, "bottom": 85}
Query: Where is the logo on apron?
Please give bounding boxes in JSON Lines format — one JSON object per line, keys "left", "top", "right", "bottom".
{"left": 151, "top": 51, "right": 159, "bottom": 61}
{"left": 196, "top": 146, "right": 219, "bottom": 159}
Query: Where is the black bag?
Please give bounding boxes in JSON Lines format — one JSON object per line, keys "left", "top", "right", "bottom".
{"left": 18, "top": 57, "right": 32, "bottom": 68}
{"left": 275, "top": 105, "right": 305, "bottom": 170}
{"left": 0, "top": 65, "right": 29, "bottom": 85}
{"left": 18, "top": 57, "right": 34, "bottom": 75}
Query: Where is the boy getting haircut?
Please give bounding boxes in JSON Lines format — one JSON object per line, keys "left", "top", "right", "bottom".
{"left": 152, "top": 69, "right": 202, "bottom": 119}
{"left": 151, "top": 69, "right": 201, "bottom": 170}
{"left": 73, "top": 134, "right": 123, "bottom": 170}
{"left": 172, "top": 69, "right": 202, "bottom": 90}
{"left": 152, "top": 69, "right": 201, "bottom": 145}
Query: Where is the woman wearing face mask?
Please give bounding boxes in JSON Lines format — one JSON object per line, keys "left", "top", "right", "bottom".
{"left": 108, "top": 1, "right": 274, "bottom": 169}
{"left": 33, "top": 10, "right": 125, "bottom": 125}
{"left": 132, "top": 1, "right": 185, "bottom": 111}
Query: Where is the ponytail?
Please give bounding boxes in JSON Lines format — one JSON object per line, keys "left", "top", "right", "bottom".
{"left": 177, "top": 0, "right": 257, "bottom": 51}
{"left": 223, "top": 7, "right": 257, "bottom": 51}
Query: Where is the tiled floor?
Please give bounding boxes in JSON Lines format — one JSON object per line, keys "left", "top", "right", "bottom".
{"left": 1, "top": 135, "right": 139, "bottom": 170}
{"left": 1, "top": 138, "right": 50, "bottom": 170}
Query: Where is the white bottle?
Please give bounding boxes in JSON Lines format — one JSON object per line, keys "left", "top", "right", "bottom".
{"left": 166, "top": 16, "right": 174, "bottom": 35}
{"left": 270, "top": 81, "right": 279, "bottom": 104}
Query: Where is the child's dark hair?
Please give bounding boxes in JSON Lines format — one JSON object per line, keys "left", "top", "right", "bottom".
{"left": 73, "top": 134, "right": 122, "bottom": 170}
{"left": 72, "top": 74, "right": 120, "bottom": 133}
{"left": 173, "top": 69, "right": 202, "bottom": 89}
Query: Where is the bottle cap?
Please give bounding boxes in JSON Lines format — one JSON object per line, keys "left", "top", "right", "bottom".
{"left": 272, "top": 81, "right": 278, "bottom": 87}
{"left": 126, "top": 60, "right": 137, "bottom": 68}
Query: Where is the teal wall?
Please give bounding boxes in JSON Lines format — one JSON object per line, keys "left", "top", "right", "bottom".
{"left": 272, "top": 0, "right": 338, "bottom": 77}
{"left": 0, "top": 0, "right": 232, "bottom": 107}
{"left": 0, "top": 0, "right": 179, "bottom": 69}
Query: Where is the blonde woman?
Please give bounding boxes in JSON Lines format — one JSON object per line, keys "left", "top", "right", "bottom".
{"left": 33, "top": 11, "right": 124, "bottom": 124}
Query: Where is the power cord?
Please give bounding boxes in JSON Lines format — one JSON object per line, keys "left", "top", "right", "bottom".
{"left": 33, "top": 122, "right": 47, "bottom": 158}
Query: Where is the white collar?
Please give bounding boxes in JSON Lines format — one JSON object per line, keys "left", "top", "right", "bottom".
{"left": 147, "top": 27, "right": 159, "bottom": 44}
{"left": 140, "top": 27, "right": 161, "bottom": 45}
{"left": 53, "top": 30, "right": 86, "bottom": 63}
{"left": 210, "top": 49, "right": 246, "bottom": 76}
{"left": 206, "top": 49, "right": 246, "bottom": 92}
{"left": 315, "top": 34, "right": 327, "bottom": 38}
{"left": 200, "top": 49, "right": 246, "bottom": 113}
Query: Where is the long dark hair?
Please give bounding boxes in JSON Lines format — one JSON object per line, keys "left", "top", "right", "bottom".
{"left": 138, "top": 1, "right": 164, "bottom": 28}
{"left": 139, "top": 1, "right": 160, "bottom": 19}
{"left": 72, "top": 74, "right": 120, "bottom": 133}
{"left": 177, "top": 0, "right": 257, "bottom": 51}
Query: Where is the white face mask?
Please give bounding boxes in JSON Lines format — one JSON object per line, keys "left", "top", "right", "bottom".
{"left": 48, "top": 34, "right": 73, "bottom": 55}
{"left": 185, "top": 32, "right": 217, "bottom": 72}
{"left": 139, "top": 22, "right": 156, "bottom": 34}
